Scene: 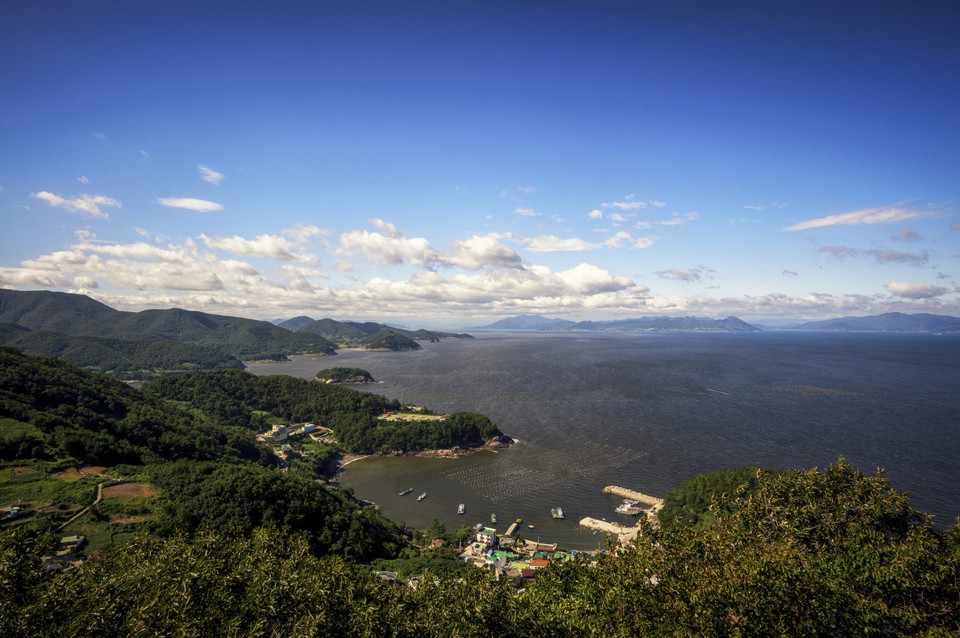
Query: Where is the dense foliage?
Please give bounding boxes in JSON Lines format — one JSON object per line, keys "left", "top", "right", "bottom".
{"left": 143, "top": 370, "right": 502, "bottom": 453}
{"left": 0, "top": 326, "right": 244, "bottom": 379}
{"left": 658, "top": 465, "right": 773, "bottom": 529}
{"left": 2, "top": 460, "right": 958, "bottom": 636}
{"left": 145, "top": 460, "right": 406, "bottom": 561}
{"left": 359, "top": 328, "right": 421, "bottom": 351}
{"left": 315, "top": 367, "right": 376, "bottom": 383}
{"left": 335, "top": 412, "right": 501, "bottom": 454}
{"left": 0, "top": 347, "right": 264, "bottom": 466}
{"left": 294, "top": 317, "right": 473, "bottom": 347}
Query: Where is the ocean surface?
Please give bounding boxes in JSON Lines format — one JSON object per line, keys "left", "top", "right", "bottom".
{"left": 246, "top": 331, "right": 960, "bottom": 548}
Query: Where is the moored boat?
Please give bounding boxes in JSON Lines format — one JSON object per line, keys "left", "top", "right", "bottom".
{"left": 551, "top": 507, "right": 565, "bottom": 519}
{"left": 399, "top": 488, "right": 413, "bottom": 496}
{"left": 491, "top": 513, "right": 497, "bottom": 523}
{"left": 417, "top": 492, "right": 427, "bottom": 501}
{"left": 615, "top": 502, "right": 642, "bottom": 516}
{"left": 458, "top": 503, "right": 465, "bottom": 514}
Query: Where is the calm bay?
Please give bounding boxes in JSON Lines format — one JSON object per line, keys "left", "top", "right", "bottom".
{"left": 246, "top": 331, "right": 960, "bottom": 547}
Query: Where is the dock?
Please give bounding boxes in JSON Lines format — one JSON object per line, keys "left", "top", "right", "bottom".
{"left": 579, "top": 517, "right": 642, "bottom": 544}
{"left": 603, "top": 485, "right": 664, "bottom": 519}
{"left": 505, "top": 522, "right": 520, "bottom": 537}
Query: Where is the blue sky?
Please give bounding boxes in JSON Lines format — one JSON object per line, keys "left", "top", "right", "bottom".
{"left": 1, "top": 0, "right": 957, "bottom": 327}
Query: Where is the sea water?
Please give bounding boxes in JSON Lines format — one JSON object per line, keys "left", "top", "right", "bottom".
{"left": 246, "top": 331, "right": 960, "bottom": 547}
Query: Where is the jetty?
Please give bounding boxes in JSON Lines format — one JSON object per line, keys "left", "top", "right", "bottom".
{"left": 505, "top": 522, "right": 520, "bottom": 537}
{"left": 603, "top": 485, "right": 664, "bottom": 519}
{"left": 579, "top": 517, "right": 642, "bottom": 544}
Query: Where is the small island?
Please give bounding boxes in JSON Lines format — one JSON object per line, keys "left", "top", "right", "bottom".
{"left": 314, "top": 367, "right": 376, "bottom": 384}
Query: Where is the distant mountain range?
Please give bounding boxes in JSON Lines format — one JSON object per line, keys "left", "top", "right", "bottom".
{"left": 791, "top": 312, "right": 960, "bottom": 333}
{"left": 277, "top": 316, "right": 473, "bottom": 351}
{"left": 480, "top": 312, "right": 960, "bottom": 333}
{"left": 480, "top": 314, "right": 761, "bottom": 332}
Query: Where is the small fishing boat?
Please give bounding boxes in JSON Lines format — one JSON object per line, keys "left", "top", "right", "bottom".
{"left": 528, "top": 524, "right": 535, "bottom": 530}
{"left": 491, "top": 513, "right": 497, "bottom": 524}
{"left": 399, "top": 488, "right": 413, "bottom": 496}
{"left": 458, "top": 503, "right": 465, "bottom": 514}
{"left": 551, "top": 507, "right": 565, "bottom": 519}
{"left": 417, "top": 492, "right": 427, "bottom": 501}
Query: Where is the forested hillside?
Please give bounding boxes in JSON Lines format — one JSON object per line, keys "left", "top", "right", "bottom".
{"left": 0, "top": 290, "right": 336, "bottom": 360}
{"left": 0, "top": 325, "right": 244, "bottom": 379}
{"left": 3, "top": 460, "right": 958, "bottom": 636}
{"left": 142, "top": 369, "right": 502, "bottom": 453}
{"left": 0, "top": 347, "right": 263, "bottom": 466}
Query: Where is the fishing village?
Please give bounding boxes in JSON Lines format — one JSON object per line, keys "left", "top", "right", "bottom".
{"left": 371, "top": 481, "right": 665, "bottom": 589}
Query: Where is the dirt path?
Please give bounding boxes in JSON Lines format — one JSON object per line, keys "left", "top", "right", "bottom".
{"left": 54, "top": 483, "right": 103, "bottom": 532}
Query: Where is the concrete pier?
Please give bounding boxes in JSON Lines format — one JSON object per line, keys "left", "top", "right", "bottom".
{"left": 579, "top": 517, "right": 642, "bottom": 544}
{"left": 603, "top": 485, "right": 664, "bottom": 519}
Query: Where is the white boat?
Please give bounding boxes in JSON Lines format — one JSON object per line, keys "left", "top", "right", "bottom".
{"left": 417, "top": 492, "right": 427, "bottom": 501}
{"left": 458, "top": 503, "right": 465, "bottom": 514}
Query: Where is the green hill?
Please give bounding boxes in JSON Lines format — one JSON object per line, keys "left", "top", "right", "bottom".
{"left": 291, "top": 316, "right": 472, "bottom": 347}
{"left": 0, "top": 324, "right": 244, "bottom": 379}
{"left": 0, "top": 347, "right": 263, "bottom": 466}
{"left": 359, "top": 328, "right": 421, "bottom": 351}
{"left": 0, "top": 290, "right": 336, "bottom": 360}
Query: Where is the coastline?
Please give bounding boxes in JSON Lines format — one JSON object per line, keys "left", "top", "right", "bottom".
{"left": 334, "top": 436, "right": 513, "bottom": 472}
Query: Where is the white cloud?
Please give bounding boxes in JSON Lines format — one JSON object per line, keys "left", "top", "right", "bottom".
{"left": 892, "top": 226, "right": 922, "bottom": 242}
{"left": 157, "top": 197, "right": 223, "bottom": 212}
{"left": 31, "top": 191, "right": 120, "bottom": 220}
{"left": 588, "top": 209, "right": 603, "bottom": 220}
{"left": 819, "top": 245, "right": 859, "bottom": 261}
{"left": 658, "top": 212, "right": 699, "bottom": 227}
{"left": 338, "top": 228, "right": 439, "bottom": 267}
{"left": 370, "top": 218, "right": 402, "bottom": 238}
{"left": 516, "top": 235, "right": 598, "bottom": 253}
{"left": 884, "top": 282, "right": 948, "bottom": 299}
{"left": 633, "top": 236, "right": 659, "bottom": 249}
{"left": 783, "top": 204, "right": 941, "bottom": 231}
{"left": 651, "top": 201, "right": 666, "bottom": 207}
{"left": 604, "top": 232, "right": 633, "bottom": 248}
{"left": 445, "top": 235, "right": 523, "bottom": 269}
{"left": 514, "top": 207, "right": 540, "bottom": 217}
{"left": 819, "top": 245, "right": 927, "bottom": 266}
{"left": 602, "top": 200, "right": 647, "bottom": 210}
{"left": 656, "top": 267, "right": 703, "bottom": 282}
{"left": 517, "top": 185, "right": 537, "bottom": 193}
{"left": 198, "top": 164, "right": 225, "bottom": 185}
{"left": 557, "top": 263, "right": 633, "bottom": 294}
{"left": 868, "top": 249, "right": 927, "bottom": 266}
{"left": 78, "top": 176, "right": 89, "bottom": 184}
{"left": 200, "top": 233, "right": 314, "bottom": 262}
{"left": 282, "top": 224, "right": 332, "bottom": 246}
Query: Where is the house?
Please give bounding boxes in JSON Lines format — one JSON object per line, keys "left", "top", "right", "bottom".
{"left": 301, "top": 423, "right": 317, "bottom": 434}
{"left": 476, "top": 526, "right": 497, "bottom": 547}
{"left": 430, "top": 539, "right": 445, "bottom": 548}
{"left": 59, "top": 535, "right": 86, "bottom": 550}
{"left": 528, "top": 558, "right": 550, "bottom": 570}
{"left": 271, "top": 425, "right": 289, "bottom": 442}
